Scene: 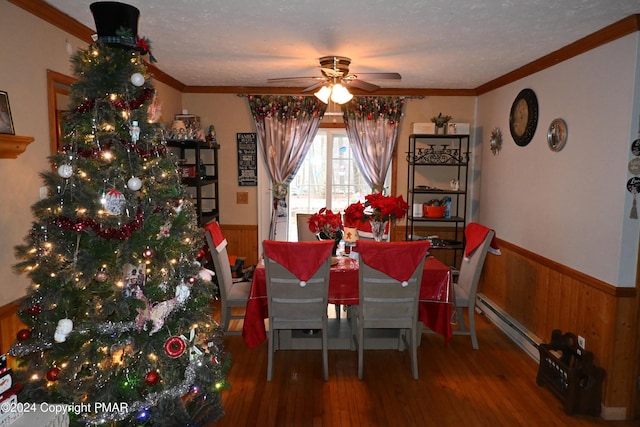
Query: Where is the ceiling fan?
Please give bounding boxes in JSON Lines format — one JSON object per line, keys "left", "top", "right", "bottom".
{"left": 268, "top": 56, "right": 401, "bottom": 103}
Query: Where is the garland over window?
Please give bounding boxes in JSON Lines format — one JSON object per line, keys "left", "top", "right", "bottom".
{"left": 342, "top": 96, "right": 404, "bottom": 123}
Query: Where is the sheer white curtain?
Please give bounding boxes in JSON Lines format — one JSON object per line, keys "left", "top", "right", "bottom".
{"left": 248, "top": 95, "right": 326, "bottom": 239}
{"left": 342, "top": 97, "right": 405, "bottom": 192}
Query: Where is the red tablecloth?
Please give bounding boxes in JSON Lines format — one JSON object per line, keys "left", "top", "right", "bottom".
{"left": 242, "top": 256, "right": 453, "bottom": 348}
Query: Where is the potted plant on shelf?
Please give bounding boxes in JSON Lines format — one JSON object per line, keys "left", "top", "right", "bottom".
{"left": 431, "top": 113, "right": 452, "bottom": 134}
{"left": 423, "top": 197, "right": 449, "bottom": 218}
{"left": 344, "top": 193, "right": 409, "bottom": 241}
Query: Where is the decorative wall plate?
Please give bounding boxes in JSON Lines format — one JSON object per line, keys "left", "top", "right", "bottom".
{"left": 489, "top": 127, "right": 502, "bottom": 155}
{"left": 547, "top": 118, "right": 567, "bottom": 152}
{"left": 509, "top": 88, "right": 538, "bottom": 147}
{"left": 631, "top": 138, "right": 640, "bottom": 156}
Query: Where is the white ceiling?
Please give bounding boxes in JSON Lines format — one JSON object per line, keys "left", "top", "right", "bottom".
{"left": 44, "top": 0, "right": 640, "bottom": 89}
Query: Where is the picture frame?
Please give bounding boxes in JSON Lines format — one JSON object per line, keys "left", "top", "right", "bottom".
{"left": 0, "top": 91, "right": 15, "bottom": 135}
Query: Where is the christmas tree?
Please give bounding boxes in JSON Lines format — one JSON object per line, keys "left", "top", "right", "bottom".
{"left": 9, "top": 2, "right": 228, "bottom": 425}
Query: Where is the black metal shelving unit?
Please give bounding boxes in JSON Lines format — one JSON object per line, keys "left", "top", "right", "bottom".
{"left": 405, "top": 133, "right": 470, "bottom": 268}
{"left": 166, "top": 139, "right": 220, "bottom": 226}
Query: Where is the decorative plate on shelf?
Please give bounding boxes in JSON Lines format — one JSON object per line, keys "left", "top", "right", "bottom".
{"left": 509, "top": 88, "right": 538, "bottom": 147}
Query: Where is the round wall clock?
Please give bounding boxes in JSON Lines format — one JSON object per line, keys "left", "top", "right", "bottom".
{"left": 547, "top": 118, "right": 567, "bottom": 151}
{"left": 509, "top": 88, "right": 538, "bottom": 146}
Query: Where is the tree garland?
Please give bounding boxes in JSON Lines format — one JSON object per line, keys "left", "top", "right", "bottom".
{"left": 74, "top": 88, "right": 154, "bottom": 113}
{"left": 52, "top": 208, "right": 144, "bottom": 240}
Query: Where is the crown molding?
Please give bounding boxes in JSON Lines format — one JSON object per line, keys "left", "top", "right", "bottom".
{"left": 476, "top": 14, "right": 640, "bottom": 94}
{"left": 10, "top": 1, "right": 640, "bottom": 96}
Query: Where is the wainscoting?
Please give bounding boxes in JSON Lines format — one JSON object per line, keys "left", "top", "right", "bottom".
{"left": 478, "top": 238, "right": 638, "bottom": 420}
{"left": 0, "top": 301, "right": 24, "bottom": 368}
{"left": 218, "top": 223, "right": 259, "bottom": 266}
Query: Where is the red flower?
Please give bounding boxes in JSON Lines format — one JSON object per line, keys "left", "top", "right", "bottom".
{"left": 307, "top": 208, "right": 343, "bottom": 239}
{"left": 344, "top": 202, "right": 366, "bottom": 225}
{"left": 345, "top": 194, "right": 409, "bottom": 224}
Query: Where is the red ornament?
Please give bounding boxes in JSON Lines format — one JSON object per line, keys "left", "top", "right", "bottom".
{"left": 144, "top": 370, "right": 160, "bottom": 385}
{"left": 46, "top": 367, "right": 61, "bottom": 381}
{"left": 164, "top": 336, "right": 186, "bottom": 358}
{"left": 187, "top": 276, "right": 197, "bottom": 285}
{"left": 16, "top": 328, "right": 31, "bottom": 341}
{"left": 26, "top": 304, "right": 41, "bottom": 317}
{"left": 142, "top": 247, "right": 155, "bottom": 259}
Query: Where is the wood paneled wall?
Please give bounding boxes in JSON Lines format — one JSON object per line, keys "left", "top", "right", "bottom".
{"left": 479, "top": 238, "right": 638, "bottom": 418}
{"left": 0, "top": 301, "right": 25, "bottom": 369}
{"left": 219, "top": 224, "right": 259, "bottom": 266}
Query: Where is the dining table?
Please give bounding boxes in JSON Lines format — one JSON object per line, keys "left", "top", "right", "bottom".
{"left": 242, "top": 255, "right": 453, "bottom": 349}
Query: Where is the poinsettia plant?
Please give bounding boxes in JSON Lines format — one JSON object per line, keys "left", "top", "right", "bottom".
{"left": 344, "top": 193, "right": 409, "bottom": 224}
{"left": 307, "top": 208, "right": 344, "bottom": 240}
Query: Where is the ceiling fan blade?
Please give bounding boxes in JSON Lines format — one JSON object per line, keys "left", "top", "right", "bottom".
{"left": 353, "top": 72, "right": 401, "bottom": 80}
{"left": 345, "top": 79, "right": 380, "bottom": 92}
{"left": 267, "top": 76, "right": 321, "bottom": 83}
{"left": 301, "top": 81, "right": 326, "bottom": 92}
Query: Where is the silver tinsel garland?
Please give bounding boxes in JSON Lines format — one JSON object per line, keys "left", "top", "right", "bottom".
{"left": 8, "top": 321, "right": 138, "bottom": 357}
{"left": 80, "top": 355, "right": 203, "bottom": 425}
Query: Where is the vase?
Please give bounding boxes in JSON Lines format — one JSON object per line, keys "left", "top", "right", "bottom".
{"left": 318, "top": 229, "right": 343, "bottom": 255}
{"left": 369, "top": 220, "right": 388, "bottom": 242}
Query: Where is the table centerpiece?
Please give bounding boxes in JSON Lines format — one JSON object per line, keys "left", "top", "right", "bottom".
{"left": 307, "top": 208, "right": 344, "bottom": 254}
{"left": 344, "top": 193, "right": 409, "bottom": 241}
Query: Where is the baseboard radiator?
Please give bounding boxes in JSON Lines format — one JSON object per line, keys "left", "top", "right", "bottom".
{"left": 476, "top": 293, "right": 541, "bottom": 362}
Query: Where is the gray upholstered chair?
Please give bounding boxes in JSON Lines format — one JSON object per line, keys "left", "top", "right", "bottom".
{"left": 296, "top": 213, "right": 317, "bottom": 242}
{"left": 452, "top": 229, "right": 495, "bottom": 349}
{"left": 354, "top": 240, "right": 430, "bottom": 380}
{"left": 263, "top": 240, "right": 334, "bottom": 381}
{"left": 204, "top": 222, "right": 251, "bottom": 335}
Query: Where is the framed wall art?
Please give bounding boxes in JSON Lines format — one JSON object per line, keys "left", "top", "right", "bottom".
{"left": 0, "top": 91, "right": 15, "bottom": 135}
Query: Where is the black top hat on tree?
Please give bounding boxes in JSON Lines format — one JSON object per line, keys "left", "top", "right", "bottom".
{"left": 90, "top": 1, "right": 156, "bottom": 61}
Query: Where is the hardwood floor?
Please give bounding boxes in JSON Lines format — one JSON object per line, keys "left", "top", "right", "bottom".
{"left": 208, "top": 302, "right": 637, "bottom": 427}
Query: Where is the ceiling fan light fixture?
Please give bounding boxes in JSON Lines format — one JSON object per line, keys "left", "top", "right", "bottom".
{"left": 330, "top": 83, "right": 353, "bottom": 104}
{"left": 314, "top": 85, "right": 331, "bottom": 104}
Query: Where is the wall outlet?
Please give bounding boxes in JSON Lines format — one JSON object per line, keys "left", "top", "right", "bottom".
{"left": 39, "top": 186, "right": 48, "bottom": 200}
{"left": 577, "top": 335, "right": 586, "bottom": 349}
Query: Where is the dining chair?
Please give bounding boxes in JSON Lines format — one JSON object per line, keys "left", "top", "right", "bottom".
{"left": 263, "top": 240, "right": 334, "bottom": 381}
{"left": 204, "top": 221, "right": 251, "bottom": 336}
{"left": 354, "top": 240, "right": 430, "bottom": 380}
{"left": 452, "top": 228, "right": 495, "bottom": 349}
{"left": 296, "top": 213, "right": 317, "bottom": 242}
{"left": 297, "top": 212, "right": 345, "bottom": 320}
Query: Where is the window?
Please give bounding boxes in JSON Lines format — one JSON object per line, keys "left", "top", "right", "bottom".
{"left": 288, "top": 129, "right": 378, "bottom": 240}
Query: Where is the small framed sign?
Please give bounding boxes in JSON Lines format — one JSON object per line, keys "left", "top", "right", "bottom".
{"left": 237, "top": 132, "right": 257, "bottom": 186}
{"left": 0, "top": 91, "right": 15, "bottom": 135}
